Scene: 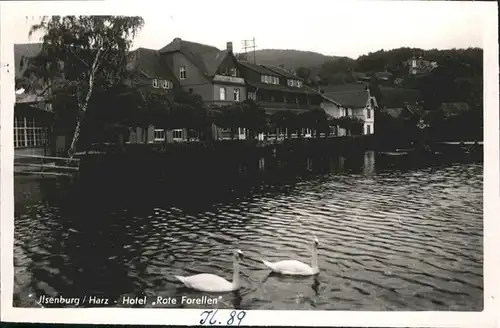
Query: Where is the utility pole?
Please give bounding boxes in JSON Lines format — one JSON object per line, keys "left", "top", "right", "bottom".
{"left": 241, "top": 37, "right": 257, "bottom": 64}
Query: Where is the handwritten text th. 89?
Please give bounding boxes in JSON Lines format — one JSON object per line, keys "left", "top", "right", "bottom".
{"left": 200, "top": 309, "right": 247, "bottom": 326}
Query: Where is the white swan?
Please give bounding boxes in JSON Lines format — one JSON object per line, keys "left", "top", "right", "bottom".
{"left": 174, "top": 250, "right": 244, "bottom": 292}
{"left": 262, "top": 237, "right": 320, "bottom": 276}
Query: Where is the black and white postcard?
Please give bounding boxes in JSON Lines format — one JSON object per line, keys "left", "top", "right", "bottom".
{"left": 1, "top": 0, "right": 499, "bottom": 326}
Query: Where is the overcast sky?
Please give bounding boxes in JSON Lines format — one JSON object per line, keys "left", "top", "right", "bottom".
{"left": 2, "top": 0, "right": 487, "bottom": 59}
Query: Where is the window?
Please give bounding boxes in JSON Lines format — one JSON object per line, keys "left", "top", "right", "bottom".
{"left": 179, "top": 66, "right": 187, "bottom": 79}
{"left": 247, "top": 91, "right": 256, "bottom": 100}
{"left": 219, "top": 87, "right": 226, "bottom": 100}
{"left": 366, "top": 125, "right": 371, "bottom": 135}
{"left": 287, "top": 79, "right": 294, "bottom": 87}
{"left": 370, "top": 98, "right": 375, "bottom": 107}
{"left": 173, "top": 129, "right": 183, "bottom": 139}
{"left": 367, "top": 108, "right": 371, "bottom": 119}
{"left": 230, "top": 68, "right": 237, "bottom": 77}
{"left": 154, "top": 129, "right": 165, "bottom": 142}
{"left": 161, "top": 80, "right": 173, "bottom": 89}
{"left": 152, "top": 79, "right": 159, "bottom": 88}
{"left": 261, "top": 75, "right": 266, "bottom": 83}
{"left": 272, "top": 76, "right": 279, "bottom": 85}
{"left": 234, "top": 88, "right": 240, "bottom": 101}
{"left": 297, "top": 80, "right": 303, "bottom": 88}
{"left": 14, "top": 116, "right": 48, "bottom": 148}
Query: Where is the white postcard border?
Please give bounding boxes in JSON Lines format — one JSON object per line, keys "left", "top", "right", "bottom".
{"left": 1, "top": 1, "right": 498, "bottom": 327}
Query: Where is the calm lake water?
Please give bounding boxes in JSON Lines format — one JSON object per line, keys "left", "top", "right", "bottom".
{"left": 13, "top": 151, "right": 483, "bottom": 311}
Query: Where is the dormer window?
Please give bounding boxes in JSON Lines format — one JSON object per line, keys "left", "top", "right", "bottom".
{"left": 230, "top": 68, "right": 237, "bottom": 77}
{"left": 152, "top": 79, "right": 159, "bottom": 88}
{"left": 179, "top": 66, "right": 187, "bottom": 79}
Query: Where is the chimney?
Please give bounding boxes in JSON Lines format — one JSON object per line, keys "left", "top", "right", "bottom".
{"left": 226, "top": 42, "right": 233, "bottom": 53}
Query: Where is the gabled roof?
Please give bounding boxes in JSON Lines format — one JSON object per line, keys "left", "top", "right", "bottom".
{"left": 322, "top": 83, "right": 369, "bottom": 108}
{"left": 159, "top": 38, "right": 227, "bottom": 78}
{"left": 128, "top": 47, "right": 177, "bottom": 81}
{"left": 159, "top": 37, "right": 219, "bottom": 54}
{"left": 201, "top": 50, "right": 229, "bottom": 76}
{"left": 320, "top": 94, "right": 343, "bottom": 107}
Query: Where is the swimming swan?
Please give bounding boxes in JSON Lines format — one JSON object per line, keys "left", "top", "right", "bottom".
{"left": 174, "top": 250, "right": 244, "bottom": 292}
{"left": 262, "top": 237, "right": 319, "bottom": 276}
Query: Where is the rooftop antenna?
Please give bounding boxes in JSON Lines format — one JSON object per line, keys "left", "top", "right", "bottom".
{"left": 242, "top": 37, "right": 256, "bottom": 64}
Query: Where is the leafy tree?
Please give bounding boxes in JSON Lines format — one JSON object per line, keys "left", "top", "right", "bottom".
{"left": 305, "top": 109, "right": 328, "bottom": 138}
{"left": 241, "top": 100, "right": 267, "bottom": 140}
{"left": 211, "top": 103, "right": 244, "bottom": 140}
{"left": 296, "top": 67, "right": 311, "bottom": 82}
{"left": 22, "top": 15, "right": 145, "bottom": 156}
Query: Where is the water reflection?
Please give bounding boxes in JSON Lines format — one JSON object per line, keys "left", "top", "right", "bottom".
{"left": 14, "top": 151, "right": 483, "bottom": 311}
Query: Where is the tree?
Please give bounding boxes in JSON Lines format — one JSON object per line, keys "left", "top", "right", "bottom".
{"left": 22, "top": 15, "right": 145, "bottom": 157}
{"left": 296, "top": 67, "right": 311, "bottom": 83}
{"left": 211, "top": 103, "right": 244, "bottom": 140}
{"left": 303, "top": 109, "right": 328, "bottom": 138}
{"left": 241, "top": 100, "right": 267, "bottom": 140}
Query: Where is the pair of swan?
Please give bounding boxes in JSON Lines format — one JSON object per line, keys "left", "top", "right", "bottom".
{"left": 174, "top": 237, "right": 319, "bottom": 292}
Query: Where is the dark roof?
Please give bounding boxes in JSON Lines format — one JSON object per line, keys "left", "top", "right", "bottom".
{"left": 159, "top": 37, "right": 219, "bottom": 54}
{"left": 14, "top": 43, "right": 43, "bottom": 78}
{"left": 322, "top": 83, "right": 369, "bottom": 108}
{"left": 382, "top": 108, "right": 405, "bottom": 119}
{"left": 201, "top": 50, "right": 229, "bottom": 76}
{"left": 263, "top": 65, "right": 301, "bottom": 80}
{"left": 128, "top": 48, "right": 177, "bottom": 81}
{"left": 379, "top": 86, "right": 421, "bottom": 108}
{"left": 406, "top": 104, "right": 426, "bottom": 116}
{"left": 159, "top": 38, "right": 225, "bottom": 77}
{"left": 238, "top": 60, "right": 281, "bottom": 76}
{"left": 381, "top": 105, "right": 425, "bottom": 119}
